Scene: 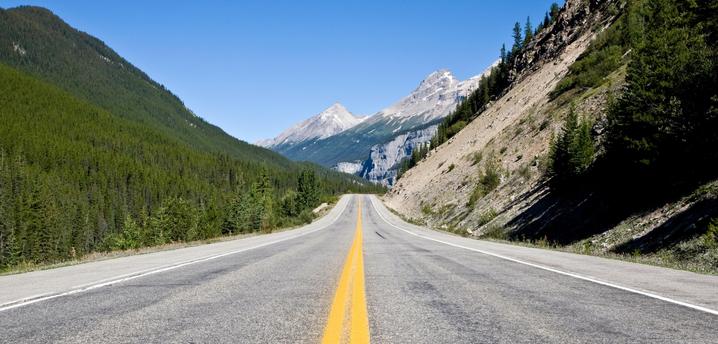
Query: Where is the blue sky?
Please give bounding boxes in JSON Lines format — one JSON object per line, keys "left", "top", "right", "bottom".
{"left": 3, "top": 0, "right": 560, "bottom": 143}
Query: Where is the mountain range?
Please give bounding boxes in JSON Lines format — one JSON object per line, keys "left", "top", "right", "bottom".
{"left": 260, "top": 66, "right": 495, "bottom": 185}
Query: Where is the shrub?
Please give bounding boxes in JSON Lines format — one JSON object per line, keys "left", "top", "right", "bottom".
{"left": 480, "top": 224, "right": 508, "bottom": 240}
{"left": 517, "top": 163, "right": 532, "bottom": 181}
{"left": 107, "top": 215, "right": 143, "bottom": 250}
{"left": 478, "top": 208, "right": 498, "bottom": 226}
{"left": 467, "top": 158, "right": 502, "bottom": 207}
{"left": 470, "top": 151, "right": 483, "bottom": 166}
{"left": 703, "top": 218, "right": 718, "bottom": 249}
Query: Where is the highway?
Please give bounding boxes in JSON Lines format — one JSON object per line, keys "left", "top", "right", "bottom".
{"left": 0, "top": 195, "right": 716, "bottom": 343}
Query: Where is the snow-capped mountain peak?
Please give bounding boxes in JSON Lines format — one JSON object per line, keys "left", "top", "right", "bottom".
{"left": 371, "top": 66, "right": 493, "bottom": 124}
{"left": 258, "top": 102, "right": 365, "bottom": 148}
{"left": 417, "top": 69, "right": 459, "bottom": 91}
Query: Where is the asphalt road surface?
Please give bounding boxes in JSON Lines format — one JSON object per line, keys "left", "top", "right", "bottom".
{"left": 1, "top": 195, "right": 716, "bottom": 343}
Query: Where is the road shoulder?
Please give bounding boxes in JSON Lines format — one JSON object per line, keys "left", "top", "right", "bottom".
{"left": 0, "top": 195, "right": 353, "bottom": 310}
{"left": 370, "top": 195, "right": 718, "bottom": 315}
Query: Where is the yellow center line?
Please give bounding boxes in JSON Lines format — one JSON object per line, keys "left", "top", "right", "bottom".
{"left": 321, "top": 198, "right": 370, "bottom": 344}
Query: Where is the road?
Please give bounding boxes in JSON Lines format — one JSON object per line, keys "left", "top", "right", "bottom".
{"left": 0, "top": 195, "right": 716, "bottom": 343}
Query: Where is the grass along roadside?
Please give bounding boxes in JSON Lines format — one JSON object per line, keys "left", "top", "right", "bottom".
{"left": 383, "top": 200, "right": 717, "bottom": 275}
{"left": 477, "top": 234, "right": 718, "bottom": 276}
{"left": 0, "top": 197, "right": 341, "bottom": 276}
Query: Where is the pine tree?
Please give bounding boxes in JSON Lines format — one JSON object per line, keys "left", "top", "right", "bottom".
{"left": 524, "top": 17, "right": 534, "bottom": 46}
{"left": 512, "top": 22, "right": 523, "bottom": 56}
{"left": 550, "top": 106, "right": 594, "bottom": 187}
{"left": 550, "top": 3, "right": 561, "bottom": 22}
{"left": 252, "top": 170, "right": 275, "bottom": 231}
{"left": 543, "top": 12, "right": 551, "bottom": 28}
{"left": 296, "top": 169, "right": 319, "bottom": 211}
{"left": 606, "top": 0, "right": 716, "bottom": 179}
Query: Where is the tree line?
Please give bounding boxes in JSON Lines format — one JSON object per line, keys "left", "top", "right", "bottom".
{"left": 0, "top": 63, "right": 383, "bottom": 270}
{"left": 549, "top": 0, "right": 718, "bottom": 192}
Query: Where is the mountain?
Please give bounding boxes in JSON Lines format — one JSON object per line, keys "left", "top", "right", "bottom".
{"left": 0, "top": 6, "right": 287, "bottom": 166}
{"left": 387, "top": 0, "right": 617, "bottom": 230}
{"left": 368, "top": 69, "right": 488, "bottom": 127}
{"left": 0, "top": 6, "right": 382, "bottom": 270}
{"left": 258, "top": 103, "right": 365, "bottom": 148}
{"left": 386, "top": 0, "right": 718, "bottom": 273}
{"left": 262, "top": 66, "right": 494, "bottom": 185}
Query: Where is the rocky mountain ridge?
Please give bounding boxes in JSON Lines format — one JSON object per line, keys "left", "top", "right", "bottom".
{"left": 262, "top": 66, "right": 494, "bottom": 185}
{"left": 257, "top": 103, "right": 365, "bottom": 148}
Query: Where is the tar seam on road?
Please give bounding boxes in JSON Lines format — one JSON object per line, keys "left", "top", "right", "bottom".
{"left": 322, "top": 198, "right": 370, "bottom": 344}
{"left": 0, "top": 197, "right": 352, "bottom": 313}
{"left": 368, "top": 196, "right": 718, "bottom": 317}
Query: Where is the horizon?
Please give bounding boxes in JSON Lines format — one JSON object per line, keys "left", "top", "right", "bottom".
{"left": 2, "top": 0, "right": 560, "bottom": 143}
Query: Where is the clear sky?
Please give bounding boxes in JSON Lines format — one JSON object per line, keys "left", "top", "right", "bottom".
{"left": 2, "top": 0, "right": 560, "bottom": 143}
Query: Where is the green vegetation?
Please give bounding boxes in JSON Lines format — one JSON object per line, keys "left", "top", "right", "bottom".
{"left": 548, "top": 2, "right": 639, "bottom": 100}
{"left": 548, "top": 0, "right": 718, "bottom": 189}
{"left": 549, "top": 106, "right": 595, "bottom": 188}
{"left": 470, "top": 151, "right": 483, "bottom": 166}
{"left": 478, "top": 208, "right": 498, "bottom": 227}
{"left": 0, "top": 6, "right": 384, "bottom": 270}
{"left": 467, "top": 157, "right": 502, "bottom": 207}
{"left": 0, "top": 7, "right": 283, "bottom": 165}
{"left": 704, "top": 219, "right": 718, "bottom": 249}
{"left": 479, "top": 225, "right": 508, "bottom": 240}
{"left": 604, "top": 0, "right": 718, "bottom": 182}
{"left": 0, "top": 61, "right": 380, "bottom": 270}
{"left": 396, "top": 143, "right": 430, "bottom": 180}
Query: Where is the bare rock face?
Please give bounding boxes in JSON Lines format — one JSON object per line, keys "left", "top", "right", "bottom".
{"left": 359, "top": 126, "right": 438, "bottom": 187}
{"left": 512, "top": 0, "right": 619, "bottom": 81}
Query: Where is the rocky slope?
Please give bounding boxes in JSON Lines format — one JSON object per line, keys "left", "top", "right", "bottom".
{"left": 387, "top": 0, "right": 617, "bottom": 212}
{"left": 385, "top": 0, "right": 718, "bottom": 273}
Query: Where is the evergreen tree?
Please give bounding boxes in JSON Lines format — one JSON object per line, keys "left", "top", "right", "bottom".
{"left": 543, "top": 12, "right": 551, "bottom": 28}
{"left": 605, "top": 0, "right": 717, "bottom": 179}
{"left": 0, "top": 152, "right": 14, "bottom": 268}
{"left": 296, "top": 169, "right": 320, "bottom": 211}
{"left": 550, "top": 3, "right": 561, "bottom": 22}
{"left": 550, "top": 106, "right": 595, "bottom": 187}
{"left": 524, "top": 17, "right": 534, "bottom": 46}
{"left": 280, "top": 191, "right": 300, "bottom": 218}
{"left": 149, "top": 197, "right": 199, "bottom": 243}
{"left": 251, "top": 170, "right": 275, "bottom": 230}
{"left": 512, "top": 22, "right": 523, "bottom": 55}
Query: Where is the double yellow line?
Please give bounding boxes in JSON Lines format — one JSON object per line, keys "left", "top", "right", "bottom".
{"left": 321, "top": 199, "right": 370, "bottom": 344}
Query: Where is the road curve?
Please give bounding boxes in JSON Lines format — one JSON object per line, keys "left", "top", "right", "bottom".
{"left": 0, "top": 195, "right": 716, "bottom": 343}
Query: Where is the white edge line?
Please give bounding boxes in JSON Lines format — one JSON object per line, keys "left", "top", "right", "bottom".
{"left": 0, "top": 196, "right": 353, "bottom": 312}
{"left": 368, "top": 196, "right": 718, "bottom": 316}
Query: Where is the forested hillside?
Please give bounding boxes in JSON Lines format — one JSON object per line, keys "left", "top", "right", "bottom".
{"left": 0, "top": 62, "right": 381, "bottom": 270}
{"left": 0, "top": 6, "right": 384, "bottom": 270}
{"left": 0, "top": 6, "right": 284, "bottom": 165}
